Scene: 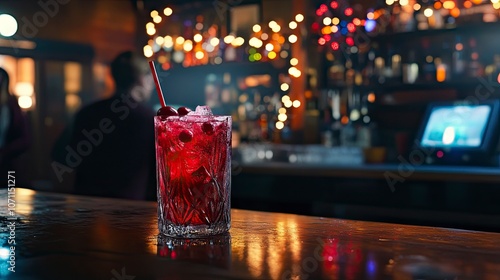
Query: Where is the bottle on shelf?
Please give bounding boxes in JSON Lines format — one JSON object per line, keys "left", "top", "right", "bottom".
{"left": 467, "top": 38, "right": 484, "bottom": 78}
{"left": 452, "top": 35, "right": 466, "bottom": 79}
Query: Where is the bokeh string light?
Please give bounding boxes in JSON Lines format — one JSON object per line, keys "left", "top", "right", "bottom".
{"left": 144, "top": 6, "right": 305, "bottom": 71}
{"left": 143, "top": 6, "right": 306, "bottom": 133}
{"left": 314, "top": 0, "right": 500, "bottom": 50}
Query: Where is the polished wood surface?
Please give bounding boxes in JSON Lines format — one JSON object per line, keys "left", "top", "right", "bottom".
{"left": 1, "top": 188, "right": 500, "bottom": 279}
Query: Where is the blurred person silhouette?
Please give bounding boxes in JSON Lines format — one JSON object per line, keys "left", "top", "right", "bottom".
{"left": 0, "top": 67, "right": 30, "bottom": 188}
{"left": 52, "top": 51, "right": 156, "bottom": 200}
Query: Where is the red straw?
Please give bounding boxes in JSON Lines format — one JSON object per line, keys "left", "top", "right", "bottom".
{"left": 148, "top": 61, "right": 166, "bottom": 108}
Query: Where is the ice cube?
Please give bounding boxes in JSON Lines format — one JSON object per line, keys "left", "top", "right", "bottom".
{"left": 192, "top": 106, "right": 213, "bottom": 116}
{"left": 191, "top": 166, "right": 211, "bottom": 185}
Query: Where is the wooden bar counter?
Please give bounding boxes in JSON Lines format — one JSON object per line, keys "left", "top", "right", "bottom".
{"left": 1, "top": 188, "right": 500, "bottom": 279}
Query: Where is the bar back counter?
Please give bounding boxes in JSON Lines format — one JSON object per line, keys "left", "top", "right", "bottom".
{"left": 232, "top": 144, "right": 500, "bottom": 232}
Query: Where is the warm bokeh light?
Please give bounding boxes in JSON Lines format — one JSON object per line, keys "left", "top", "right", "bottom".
{"left": 146, "top": 27, "right": 156, "bottom": 36}
{"left": 164, "top": 7, "right": 173, "bottom": 16}
{"left": 290, "top": 58, "right": 298, "bottom": 66}
{"left": 224, "top": 35, "right": 235, "bottom": 44}
{"left": 284, "top": 100, "right": 293, "bottom": 108}
{"left": 231, "top": 37, "right": 245, "bottom": 47}
{"left": 279, "top": 108, "right": 286, "bottom": 114}
{"left": 292, "top": 100, "right": 301, "bottom": 108}
{"left": 281, "top": 95, "right": 290, "bottom": 103}
{"left": 288, "top": 34, "right": 298, "bottom": 43}
{"left": 295, "top": 14, "right": 304, "bottom": 23}
{"left": 265, "top": 43, "right": 274, "bottom": 51}
{"left": 443, "top": 0, "right": 455, "bottom": 9}
{"left": 424, "top": 8, "right": 434, "bottom": 17}
{"left": 413, "top": 3, "right": 421, "bottom": 10}
{"left": 367, "top": 93, "right": 376, "bottom": 103}
{"left": 321, "top": 26, "right": 331, "bottom": 35}
{"left": 15, "top": 82, "right": 34, "bottom": 97}
{"left": 193, "top": 34, "right": 202, "bottom": 43}
{"left": 183, "top": 40, "right": 193, "bottom": 52}
{"left": 175, "top": 36, "right": 185, "bottom": 45}
{"left": 288, "top": 67, "right": 301, "bottom": 77}
{"left": 252, "top": 24, "right": 261, "bottom": 33}
{"left": 18, "top": 95, "right": 33, "bottom": 109}
{"left": 153, "top": 16, "right": 162, "bottom": 24}
{"left": 332, "top": 17, "right": 340, "bottom": 25}
{"left": 289, "top": 21, "right": 298, "bottom": 29}
{"left": 249, "top": 37, "right": 263, "bottom": 48}
{"left": 164, "top": 37, "right": 173, "bottom": 49}
{"left": 436, "top": 64, "right": 447, "bottom": 82}
{"left": 150, "top": 10, "right": 158, "bottom": 18}
{"left": 143, "top": 45, "right": 153, "bottom": 57}
{"left": 155, "top": 36, "right": 164, "bottom": 45}
{"left": 275, "top": 121, "right": 285, "bottom": 130}
{"left": 278, "top": 113, "right": 287, "bottom": 122}
{"left": 323, "top": 17, "right": 331, "bottom": 25}
{"left": 464, "top": 1, "right": 473, "bottom": 8}
{"left": 400, "top": 0, "right": 409, "bottom": 6}
{"left": 280, "top": 83, "right": 289, "bottom": 91}
{"left": 268, "top": 51, "right": 277, "bottom": 59}
{"left": 210, "top": 37, "right": 220, "bottom": 46}
{"left": 450, "top": 7, "right": 460, "bottom": 17}
{"left": 0, "top": 14, "right": 18, "bottom": 37}
{"left": 195, "top": 51, "right": 204, "bottom": 59}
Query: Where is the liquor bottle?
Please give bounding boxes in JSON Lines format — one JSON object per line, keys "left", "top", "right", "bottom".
{"left": 452, "top": 35, "right": 466, "bottom": 79}
{"left": 467, "top": 38, "right": 484, "bottom": 78}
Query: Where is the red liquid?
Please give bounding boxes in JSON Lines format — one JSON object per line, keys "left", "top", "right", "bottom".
{"left": 155, "top": 114, "right": 231, "bottom": 234}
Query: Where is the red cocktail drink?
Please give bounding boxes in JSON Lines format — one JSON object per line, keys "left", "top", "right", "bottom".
{"left": 155, "top": 106, "right": 231, "bottom": 237}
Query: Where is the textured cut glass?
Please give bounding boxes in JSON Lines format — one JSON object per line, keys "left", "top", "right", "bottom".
{"left": 155, "top": 113, "right": 231, "bottom": 238}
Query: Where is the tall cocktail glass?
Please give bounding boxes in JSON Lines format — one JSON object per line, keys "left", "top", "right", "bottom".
{"left": 155, "top": 107, "right": 231, "bottom": 237}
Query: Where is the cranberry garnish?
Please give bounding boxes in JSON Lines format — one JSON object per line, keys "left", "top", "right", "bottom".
{"left": 157, "top": 106, "right": 178, "bottom": 117}
{"left": 179, "top": 130, "right": 193, "bottom": 143}
{"left": 177, "top": 106, "right": 191, "bottom": 116}
{"left": 202, "top": 122, "right": 214, "bottom": 135}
